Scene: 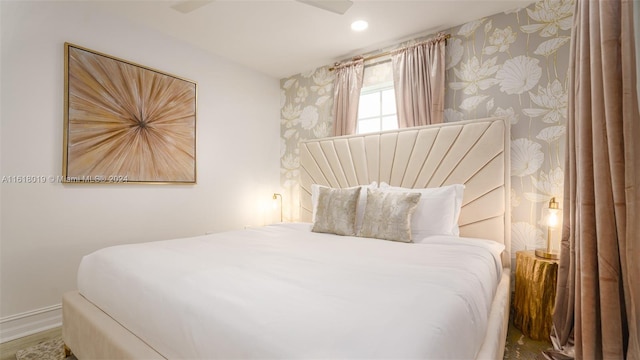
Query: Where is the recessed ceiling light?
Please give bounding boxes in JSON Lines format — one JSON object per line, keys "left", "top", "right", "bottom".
{"left": 351, "top": 20, "right": 368, "bottom": 32}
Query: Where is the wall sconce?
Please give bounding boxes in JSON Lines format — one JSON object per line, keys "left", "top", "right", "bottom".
{"left": 535, "top": 197, "right": 560, "bottom": 260}
{"left": 272, "top": 193, "right": 282, "bottom": 222}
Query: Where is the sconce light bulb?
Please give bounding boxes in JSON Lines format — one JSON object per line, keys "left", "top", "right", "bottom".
{"left": 272, "top": 193, "right": 283, "bottom": 222}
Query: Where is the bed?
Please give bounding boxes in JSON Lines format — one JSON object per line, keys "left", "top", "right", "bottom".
{"left": 62, "top": 117, "right": 511, "bottom": 359}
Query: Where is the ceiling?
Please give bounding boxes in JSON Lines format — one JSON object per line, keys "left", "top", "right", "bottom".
{"left": 92, "top": 0, "right": 535, "bottom": 79}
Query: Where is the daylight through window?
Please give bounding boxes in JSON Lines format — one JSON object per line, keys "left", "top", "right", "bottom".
{"left": 356, "top": 82, "right": 398, "bottom": 134}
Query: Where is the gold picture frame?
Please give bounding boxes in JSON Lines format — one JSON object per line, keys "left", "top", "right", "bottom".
{"left": 63, "top": 43, "right": 197, "bottom": 184}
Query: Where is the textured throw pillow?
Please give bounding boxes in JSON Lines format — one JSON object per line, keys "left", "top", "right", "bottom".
{"left": 311, "top": 186, "right": 361, "bottom": 236}
{"left": 311, "top": 182, "right": 376, "bottom": 232}
{"left": 358, "top": 188, "right": 422, "bottom": 243}
{"left": 380, "top": 183, "right": 465, "bottom": 240}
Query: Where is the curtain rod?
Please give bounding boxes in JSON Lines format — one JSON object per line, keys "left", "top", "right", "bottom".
{"left": 329, "top": 33, "right": 451, "bottom": 71}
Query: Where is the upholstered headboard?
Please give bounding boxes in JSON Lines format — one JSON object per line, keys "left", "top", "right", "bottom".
{"left": 299, "top": 117, "right": 511, "bottom": 266}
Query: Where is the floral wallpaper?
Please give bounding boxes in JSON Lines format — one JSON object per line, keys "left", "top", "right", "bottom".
{"left": 280, "top": 0, "right": 574, "bottom": 265}
{"left": 280, "top": 67, "right": 335, "bottom": 220}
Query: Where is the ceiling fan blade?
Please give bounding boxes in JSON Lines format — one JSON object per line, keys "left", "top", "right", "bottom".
{"left": 170, "top": 0, "right": 214, "bottom": 14}
{"left": 296, "top": 0, "right": 354, "bottom": 15}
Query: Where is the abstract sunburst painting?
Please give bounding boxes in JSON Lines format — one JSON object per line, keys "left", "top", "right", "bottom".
{"left": 63, "top": 43, "right": 197, "bottom": 184}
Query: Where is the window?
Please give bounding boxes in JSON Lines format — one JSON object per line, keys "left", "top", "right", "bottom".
{"left": 356, "top": 82, "right": 398, "bottom": 134}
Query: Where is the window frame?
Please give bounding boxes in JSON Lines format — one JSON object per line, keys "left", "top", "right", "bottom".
{"left": 356, "top": 81, "right": 398, "bottom": 135}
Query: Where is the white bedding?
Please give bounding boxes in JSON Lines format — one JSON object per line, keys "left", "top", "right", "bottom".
{"left": 78, "top": 223, "right": 503, "bottom": 359}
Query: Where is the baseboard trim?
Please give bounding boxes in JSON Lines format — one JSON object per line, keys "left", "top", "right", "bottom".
{"left": 0, "top": 304, "right": 62, "bottom": 343}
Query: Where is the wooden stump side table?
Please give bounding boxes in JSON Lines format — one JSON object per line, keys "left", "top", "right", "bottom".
{"left": 513, "top": 250, "right": 559, "bottom": 341}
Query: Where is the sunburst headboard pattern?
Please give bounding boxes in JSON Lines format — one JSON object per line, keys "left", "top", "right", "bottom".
{"left": 299, "top": 117, "right": 511, "bottom": 266}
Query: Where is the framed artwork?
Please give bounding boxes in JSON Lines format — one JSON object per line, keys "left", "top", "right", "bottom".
{"left": 63, "top": 43, "right": 197, "bottom": 184}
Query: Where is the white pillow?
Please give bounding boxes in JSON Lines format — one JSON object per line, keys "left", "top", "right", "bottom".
{"left": 379, "top": 183, "right": 464, "bottom": 239}
{"left": 311, "top": 182, "right": 377, "bottom": 232}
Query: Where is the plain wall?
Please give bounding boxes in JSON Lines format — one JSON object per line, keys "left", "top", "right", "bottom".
{"left": 0, "top": 1, "right": 281, "bottom": 340}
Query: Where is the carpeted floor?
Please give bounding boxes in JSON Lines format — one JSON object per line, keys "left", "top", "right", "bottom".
{"left": 14, "top": 337, "right": 70, "bottom": 360}
{"left": 503, "top": 318, "right": 552, "bottom": 360}
{"left": 15, "top": 320, "right": 552, "bottom": 360}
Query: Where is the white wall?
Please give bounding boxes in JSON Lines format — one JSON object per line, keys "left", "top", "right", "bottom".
{"left": 0, "top": 1, "right": 281, "bottom": 341}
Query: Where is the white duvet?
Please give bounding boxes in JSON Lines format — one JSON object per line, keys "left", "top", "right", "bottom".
{"left": 78, "top": 223, "right": 503, "bottom": 359}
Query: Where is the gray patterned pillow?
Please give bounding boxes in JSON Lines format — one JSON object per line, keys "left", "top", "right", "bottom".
{"left": 358, "top": 188, "right": 421, "bottom": 242}
{"left": 311, "top": 186, "right": 361, "bottom": 236}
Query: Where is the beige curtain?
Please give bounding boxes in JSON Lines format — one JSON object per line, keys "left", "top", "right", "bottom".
{"left": 391, "top": 33, "right": 446, "bottom": 128}
{"left": 550, "top": 1, "right": 640, "bottom": 359}
{"left": 332, "top": 59, "right": 364, "bottom": 136}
